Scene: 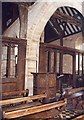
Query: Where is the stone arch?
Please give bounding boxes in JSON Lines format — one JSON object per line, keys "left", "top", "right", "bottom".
{"left": 28, "top": 1, "right": 82, "bottom": 44}
{"left": 26, "top": 1, "right": 83, "bottom": 95}
{"left": 27, "top": 1, "right": 83, "bottom": 61}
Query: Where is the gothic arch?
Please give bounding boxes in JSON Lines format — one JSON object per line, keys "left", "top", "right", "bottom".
{"left": 27, "top": 1, "right": 82, "bottom": 45}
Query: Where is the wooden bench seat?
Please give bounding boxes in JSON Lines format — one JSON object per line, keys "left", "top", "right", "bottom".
{"left": 0, "top": 93, "right": 47, "bottom": 106}
{"left": 1, "top": 93, "right": 67, "bottom": 119}
{"left": 2, "top": 94, "right": 46, "bottom": 113}
{"left": 72, "top": 114, "right": 84, "bottom": 120}
{"left": 3, "top": 101, "right": 42, "bottom": 112}
{"left": 68, "top": 87, "right": 84, "bottom": 95}
{"left": 2, "top": 99, "right": 67, "bottom": 119}
{"left": 63, "top": 87, "right": 84, "bottom": 109}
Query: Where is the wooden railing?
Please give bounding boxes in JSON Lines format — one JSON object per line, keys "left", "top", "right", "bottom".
{"left": 39, "top": 43, "right": 84, "bottom": 88}
{"left": 1, "top": 36, "right": 27, "bottom": 92}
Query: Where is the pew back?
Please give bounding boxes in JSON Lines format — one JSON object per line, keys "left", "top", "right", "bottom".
{"left": 0, "top": 93, "right": 47, "bottom": 106}
{"left": 0, "top": 89, "right": 29, "bottom": 100}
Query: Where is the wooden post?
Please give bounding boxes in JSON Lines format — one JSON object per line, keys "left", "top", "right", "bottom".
{"left": 82, "top": 53, "right": 84, "bottom": 79}
{"left": 78, "top": 53, "right": 80, "bottom": 75}
{"left": 6, "top": 45, "right": 11, "bottom": 78}
{"left": 47, "top": 51, "right": 51, "bottom": 72}
{"left": 73, "top": 53, "right": 76, "bottom": 87}
{"left": 17, "top": 42, "right": 26, "bottom": 90}
{"left": 59, "top": 51, "right": 63, "bottom": 75}
{"left": 54, "top": 50, "right": 57, "bottom": 73}
{"left": 0, "top": 36, "right": 1, "bottom": 98}
{"left": 18, "top": 3, "right": 29, "bottom": 38}
{"left": 59, "top": 37, "right": 63, "bottom": 76}
{"left": 38, "top": 43, "right": 47, "bottom": 72}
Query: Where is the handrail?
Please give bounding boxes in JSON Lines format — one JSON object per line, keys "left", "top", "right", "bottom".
{"left": 40, "top": 43, "right": 84, "bottom": 54}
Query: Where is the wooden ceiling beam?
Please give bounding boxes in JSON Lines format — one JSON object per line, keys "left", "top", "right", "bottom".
{"left": 13, "top": 2, "right": 33, "bottom": 7}
{"left": 52, "top": 11, "right": 82, "bottom": 27}
{"left": 50, "top": 18, "right": 64, "bottom": 37}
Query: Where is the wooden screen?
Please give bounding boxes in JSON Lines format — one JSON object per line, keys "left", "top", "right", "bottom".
{"left": 39, "top": 43, "right": 84, "bottom": 89}
{"left": 1, "top": 36, "right": 27, "bottom": 92}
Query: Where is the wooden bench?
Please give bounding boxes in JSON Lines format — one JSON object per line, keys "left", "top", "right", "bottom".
{"left": 72, "top": 114, "right": 84, "bottom": 120}
{"left": 68, "top": 87, "right": 84, "bottom": 94}
{"left": 0, "top": 93, "right": 67, "bottom": 119}
{"left": 0, "top": 89, "right": 29, "bottom": 100}
{"left": 63, "top": 87, "right": 84, "bottom": 109}
{"left": 0, "top": 93, "right": 47, "bottom": 106}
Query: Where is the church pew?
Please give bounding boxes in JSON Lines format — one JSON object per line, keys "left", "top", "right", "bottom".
{"left": 0, "top": 93, "right": 47, "bottom": 106}
{"left": 61, "top": 87, "right": 84, "bottom": 97}
{"left": 0, "top": 89, "right": 29, "bottom": 100}
{"left": 1, "top": 93, "right": 47, "bottom": 119}
{"left": 62, "top": 87, "right": 84, "bottom": 110}
{"left": 68, "top": 87, "right": 84, "bottom": 95}
{"left": 2, "top": 99, "right": 67, "bottom": 119}
{"left": 72, "top": 114, "right": 84, "bottom": 120}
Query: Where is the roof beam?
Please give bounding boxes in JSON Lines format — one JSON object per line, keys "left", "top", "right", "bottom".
{"left": 50, "top": 18, "right": 64, "bottom": 37}
{"left": 52, "top": 11, "right": 82, "bottom": 27}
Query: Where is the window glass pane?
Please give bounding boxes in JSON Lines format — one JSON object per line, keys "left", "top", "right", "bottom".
{"left": 1, "top": 45, "right": 7, "bottom": 78}
{"left": 57, "top": 52, "right": 59, "bottom": 73}
{"left": 63, "top": 54, "right": 72, "bottom": 74}
{"left": 10, "top": 45, "right": 18, "bottom": 78}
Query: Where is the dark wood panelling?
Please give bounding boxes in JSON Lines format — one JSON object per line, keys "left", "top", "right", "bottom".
{"left": 1, "top": 36, "right": 27, "bottom": 92}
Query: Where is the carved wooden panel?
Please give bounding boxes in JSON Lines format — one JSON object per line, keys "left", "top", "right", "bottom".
{"left": 32, "top": 73, "right": 56, "bottom": 102}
